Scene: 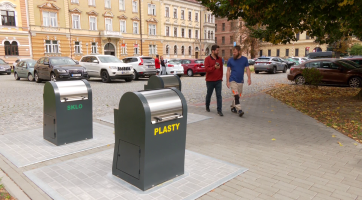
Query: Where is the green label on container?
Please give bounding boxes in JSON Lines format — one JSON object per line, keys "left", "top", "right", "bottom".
{"left": 67, "top": 104, "right": 83, "bottom": 111}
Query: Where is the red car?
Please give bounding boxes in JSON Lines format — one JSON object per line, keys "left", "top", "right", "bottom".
{"left": 180, "top": 59, "right": 206, "bottom": 77}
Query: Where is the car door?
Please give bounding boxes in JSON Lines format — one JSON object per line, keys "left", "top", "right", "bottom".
{"left": 317, "top": 61, "right": 337, "bottom": 83}
{"left": 42, "top": 57, "right": 51, "bottom": 80}
{"left": 272, "top": 58, "right": 280, "bottom": 70}
{"left": 35, "top": 58, "right": 44, "bottom": 78}
{"left": 15, "top": 61, "right": 23, "bottom": 77}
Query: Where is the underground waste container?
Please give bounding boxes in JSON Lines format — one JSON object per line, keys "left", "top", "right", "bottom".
{"left": 112, "top": 88, "right": 187, "bottom": 191}
{"left": 43, "top": 80, "right": 93, "bottom": 146}
{"left": 144, "top": 75, "right": 181, "bottom": 91}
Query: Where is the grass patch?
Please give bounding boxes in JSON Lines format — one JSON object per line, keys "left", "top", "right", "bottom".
{"left": 0, "top": 178, "right": 13, "bottom": 200}
{"left": 267, "top": 84, "right": 362, "bottom": 143}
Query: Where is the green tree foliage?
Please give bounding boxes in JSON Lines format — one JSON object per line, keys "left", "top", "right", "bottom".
{"left": 201, "top": 0, "right": 362, "bottom": 45}
{"left": 349, "top": 43, "right": 362, "bottom": 55}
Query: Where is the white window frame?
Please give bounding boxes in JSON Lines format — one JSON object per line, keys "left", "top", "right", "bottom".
{"left": 91, "top": 42, "right": 97, "bottom": 54}
{"left": 148, "top": 4, "right": 156, "bottom": 16}
{"left": 105, "top": 18, "right": 112, "bottom": 31}
{"left": 174, "top": 27, "right": 177, "bottom": 37}
{"left": 188, "top": 29, "right": 192, "bottom": 38}
{"left": 120, "top": 20, "right": 126, "bottom": 33}
{"left": 121, "top": 43, "right": 127, "bottom": 55}
{"left": 105, "top": 0, "right": 111, "bottom": 8}
{"left": 134, "top": 46, "right": 139, "bottom": 55}
{"left": 72, "top": 14, "right": 81, "bottom": 29}
{"left": 195, "top": 30, "right": 198, "bottom": 39}
{"left": 165, "top": 45, "right": 169, "bottom": 55}
{"left": 89, "top": 16, "right": 97, "bottom": 30}
{"left": 195, "top": 12, "right": 198, "bottom": 22}
{"left": 149, "top": 24, "right": 156, "bottom": 35}
{"left": 188, "top": 11, "right": 192, "bottom": 21}
{"left": 75, "top": 41, "right": 81, "bottom": 54}
{"left": 88, "top": 0, "right": 95, "bottom": 6}
{"left": 132, "top": 1, "right": 138, "bottom": 13}
{"left": 188, "top": 46, "right": 192, "bottom": 56}
{"left": 71, "top": 0, "right": 79, "bottom": 3}
{"left": 42, "top": 11, "right": 58, "bottom": 27}
{"left": 165, "top": 26, "right": 169, "bottom": 36}
{"left": 181, "top": 10, "right": 184, "bottom": 20}
{"left": 133, "top": 22, "right": 139, "bottom": 34}
{"left": 119, "top": 0, "right": 125, "bottom": 10}
{"left": 45, "top": 40, "right": 59, "bottom": 53}
{"left": 181, "top": 28, "right": 185, "bottom": 38}
{"left": 149, "top": 45, "right": 156, "bottom": 55}
{"left": 173, "top": 8, "right": 177, "bottom": 18}
{"left": 165, "top": 7, "right": 169, "bottom": 17}
{"left": 174, "top": 45, "right": 177, "bottom": 55}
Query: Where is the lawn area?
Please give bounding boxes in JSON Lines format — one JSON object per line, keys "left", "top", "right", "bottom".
{"left": 267, "top": 84, "right": 362, "bottom": 143}
{"left": 0, "top": 178, "right": 13, "bottom": 200}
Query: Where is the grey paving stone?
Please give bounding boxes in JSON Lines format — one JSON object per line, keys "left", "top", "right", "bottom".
{"left": 0, "top": 123, "right": 114, "bottom": 167}
{"left": 24, "top": 149, "right": 247, "bottom": 200}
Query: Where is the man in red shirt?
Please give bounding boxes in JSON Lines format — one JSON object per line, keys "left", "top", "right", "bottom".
{"left": 155, "top": 55, "right": 161, "bottom": 75}
{"left": 204, "top": 45, "right": 224, "bottom": 116}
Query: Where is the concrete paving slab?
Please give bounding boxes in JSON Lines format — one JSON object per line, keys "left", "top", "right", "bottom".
{"left": 0, "top": 123, "right": 114, "bottom": 168}
{"left": 97, "top": 113, "right": 212, "bottom": 125}
{"left": 24, "top": 149, "right": 247, "bottom": 200}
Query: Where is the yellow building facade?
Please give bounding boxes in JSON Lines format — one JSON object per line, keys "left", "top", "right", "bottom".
{"left": 0, "top": 0, "right": 32, "bottom": 64}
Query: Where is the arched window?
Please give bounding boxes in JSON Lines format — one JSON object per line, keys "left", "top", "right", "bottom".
{"left": 205, "top": 47, "right": 209, "bottom": 55}
{"left": 181, "top": 46, "right": 184, "bottom": 55}
{"left": 195, "top": 47, "right": 199, "bottom": 51}
{"left": 4, "top": 41, "right": 18, "bottom": 55}
{"left": 208, "top": 31, "right": 210, "bottom": 39}
{"left": 188, "top": 46, "right": 191, "bottom": 56}
{"left": 174, "top": 45, "right": 177, "bottom": 55}
{"left": 166, "top": 45, "right": 169, "bottom": 55}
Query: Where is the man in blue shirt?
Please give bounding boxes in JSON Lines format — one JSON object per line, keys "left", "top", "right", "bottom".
{"left": 226, "top": 45, "right": 252, "bottom": 117}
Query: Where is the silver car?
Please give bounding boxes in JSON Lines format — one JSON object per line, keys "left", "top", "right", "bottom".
{"left": 254, "top": 57, "right": 287, "bottom": 74}
{"left": 14, "top": 59, "right": 36, "bottom": 81}
{"left": 0, "top": 58, "right": 11, "bottom": 75}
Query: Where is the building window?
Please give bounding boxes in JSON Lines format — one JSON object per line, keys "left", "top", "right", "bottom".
{"left": 120, "top": 20, "right": 126, "bottom": 33}
{"left": 121, "top": 44, "right": 126, "bottom": 54}
{"left": 132, "top": 1, "right": 138, "bottom": 12}
{"left": 89, "top": 17, "right": 97, "bottom": 30}
{"left": 181, "top": 46, "right": 184, "bottom": 55}
{"left": 230, "top": 49, "right": 232, "bottom": 56}
{"left": 188, "top": 29, "right": 191, "bottom": 38}
{"left": 105, "top": 0, "right": 111, "bottom": 8}
{"left": 166, "top": 45, "right": 169, "bottom": 55}
{"left": 165, "top": 7, "right": 169, "bottom": 17}
{"left": 105, "top": 18, "right": 112, "bottom": 31}
{"left": 75, "top": 42, "right": 81, "bottom": 54}
{"left": 88, "top": 0, "right": 95, "bottom": 6}
{"left": 276, "top": 49, "right": 280, "bottom": 57}
{"left": 211, "top": 31, "right": 214, "bottom": 40}
{"left": 133, "top": 22, "right": 138, "bottom": 34}
{"left": 134, "top": 46, "right": 139, "bottom": 54}
{"left": 195, "top": 12, "right": 198, "bottom": 22}
{"left": 91, "top": 42, "right": 97, "bottom": 54}
{"left": 222, "top": 50, "right": 225, "bottom": 57}
{"left": 149, "top": 45, "right": 156, "bottom": 55}
{"left": 195, "top": 30, "right": 198, "bottom": 39}
{"left": 268, "top": 49, "right": 271, "bottom": 56}
{"left": 45, "top": 40, "right": 59, "bottom": 53}
{"left": 286, "top": 49, "right": 289, "bottom": 56}
{"left": 119, "top": 0, "right": 125, "bottom": 10}
{"left": 259, "top": 50, "right": 263, "bottom": 57}
{"left": 181, "top": 28, "right": 185, "bottom": 38}
{"left": 4, "top": 41, "right": 18, "bottom": 55}
{"left": 149, "top": 24, "right": 156, "bottom": 35}
{"left": 72, "top": 15, "right": 80, "bottom": 29}
{"left": 174, "top": 45, "right": 177, "bottom": 55}
{"left": 166, "top": 26, "right": 169, "bottom": 36}
{"left": 215, "top": 37, "right": 217, "bottom": 44}
{"left": 188, "top": 11, "right": 192, "bottom": 21}
{"left": 222, "top": 23, "right": 225, "bottom": 31}
{"left": 306, "top": 33, "right": 310, "bottom": 40}
{"left": 1, "top": 11, "right": 15, "bottom": 26}
{"left": 173, "top": 8, "right": 177, "bottom": 18}
{"left": 148, "top": 4, "right": 156, "bottom": 15}
{"left": 174, "top": 27, "right": 177, "bottom": 37}
{"left": 188, "top": 46, "right": 191, "bottom": 56}
{"left": 230, "top": 36, "right": 233, "bottom": 44}
{"left": 215, "top": 24, "right": 217, "bottom": 32}
{"left": 42, "top": 12, "right": 57, "bottom": 27}
{"left": 296, "top": 33, "right": 300, "bottom": 41}
{"left": 295, "top": 48, "right": 299, "bottom": 56}
{"left": 222, "top": 37, "right": 225, "bottom": 44}
{"left": 71, "top": 0, "right": 79, "bottom": 3}
{"left": 181, "top": 10, "right": 184, "bottom": 20}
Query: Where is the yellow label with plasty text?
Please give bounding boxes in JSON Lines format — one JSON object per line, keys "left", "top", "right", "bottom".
{"left": 154, "top": 123, "right": 180, "bottom": 135}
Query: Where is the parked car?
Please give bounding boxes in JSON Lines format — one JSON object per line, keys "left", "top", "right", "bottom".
{"left": 161, "top": 59, "right": 185, "bottom": 77}
{"left": 180, "top": 59, "right": 205, "bottom": 77}
{"left": 122, "top": 56, "right": 156, "bottom": 80}
{"left": 13, "top": 58, "right": 32, "bottom": 69}
{"left": 285, "top": 58, "right": 300, "bottom": 65}
{"left": 280, "top": 58, "right": 295, "bottom": 68}
{"left": 79, "top": 55, "right": 133, "bottom": 83}
{"left": 254, "top": 57, "right": 288, "bottom": 74}
{"left": 288, "top": 59, "right": 362, "bottom": 87}
{"left": 248, "top": 59, "right": 255, "bottom": 65}
{"left": 307, "top": 51, "right": 333, "bottom": 59}
{"left": 14, "top": 59, "right": 36, "bottom": 81}
{"left": 343, "top": 57, "right": 362, "bottom": 67}
{"left": 290, "top": 57, "right": 308, "bottom": 64}
{"left": 0, "top": 58, "right": 11, "bottom": 75}
{"left": 34, "top": 57, "right": 88, "bottom": 83}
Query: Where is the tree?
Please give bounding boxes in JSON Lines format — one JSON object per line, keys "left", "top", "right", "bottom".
{"left": 201, "top": 0, "right": 362, "bottom": 98}
{"left": 327, "top": 36, "right": 352, "bottom": 58}
{"left": 350, "top": 43, "right": 362, "bottom": 56}
{"left": 231, "top": 19, "right": 260, "bottom": 58}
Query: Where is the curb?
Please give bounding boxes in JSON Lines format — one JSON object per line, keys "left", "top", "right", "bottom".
{"left": 0, "top": 169, "right": 30, "bottom": 200}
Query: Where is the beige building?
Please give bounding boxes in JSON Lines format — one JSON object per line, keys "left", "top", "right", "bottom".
{"left": 0, "top": 0, "right": 32, "bottom": 64}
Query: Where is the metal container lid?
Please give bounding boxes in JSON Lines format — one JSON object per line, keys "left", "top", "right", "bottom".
{"left": 54, "top": 80, "right": 89, "bottom": 102}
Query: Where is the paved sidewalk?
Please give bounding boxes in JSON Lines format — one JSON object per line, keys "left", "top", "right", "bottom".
{"left": 0, "top": 92, "right": 362, "bottom": 200}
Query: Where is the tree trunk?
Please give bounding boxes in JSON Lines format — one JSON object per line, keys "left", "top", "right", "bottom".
{"left": 355, "top": 88, "right": 362, "bottom": 100}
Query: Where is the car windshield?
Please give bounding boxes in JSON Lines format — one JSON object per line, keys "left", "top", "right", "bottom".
{"left": 335, "top": 60, "right": 357, "bottom": 70}
{"left": 50, "top": 58, "right": 76, "bottom": 65}
{"left": 256, "top": 58, "right": 270, "bottom": 61}
{"left": 338, "top": 60, "right": 361, "bottom": 69}
{"left": 292, "top": 58, "right": 299, "bottom": 61}
{"left": 0, "top": 59, "right": 6, "bottom": 64}
{"left": 26, "top": 60, "right": 36, "bottom": 68}
{"left": 169, "top": 60, "right": 181, "bottom": 64}
{"left": 195, "top": 60, "right": 204, "bottom": 64}
{"left": 98, "top": 56, "right": 123, "bottom": 63}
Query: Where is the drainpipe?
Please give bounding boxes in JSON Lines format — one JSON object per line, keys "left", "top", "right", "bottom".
{"left": 25, "top": 0, "right": 33, "bottom": 59}
{"left": 139, "top": 0, "right": 143, "bottom": 55}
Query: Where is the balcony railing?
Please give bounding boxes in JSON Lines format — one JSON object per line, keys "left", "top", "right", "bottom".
{"left": 100, "top": 31, "right": 122, "bottom": 38}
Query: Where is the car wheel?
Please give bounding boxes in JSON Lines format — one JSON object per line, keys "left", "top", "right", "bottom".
{"left": 255, "top": 71, "right": 259, "bottom": 74}
{"left": 272, "top": 66, "right": 277, "bottom": 74}
{"left": 295, "top": 75, "right": 305, "bottom": 85}
{"left": 200, "top": 73, "right": 206, "bottom": 76}
{"left": 50, "top": 73, "right": 57, "bottom": 82}
{"left": 348, "top": 77, "right": 362, "bottom": 88}
{"left": 35, "top": 72, "right": 42, "bottom": 83}
{"left": 187, "top": 69, "right": 194, "bottom": 77}
{"left": 133, "top": 70, "right": 139, "bottom": 80}
{"left": 101, "top": 70, "right": 111, "bottom": 83}
{"left": 14, "top": 72, "right": 20, "bottom": 80}
{"left": 125, "top": 78, "right": 133, "bottom": 82}
{"left": 283, "top": 66, "right": 287, "bottom": 73}
{"left": 28, "top": 73, "right": 34, "bottom": 81}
